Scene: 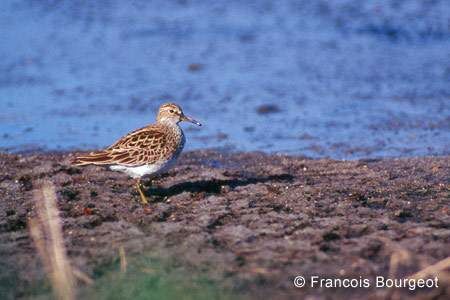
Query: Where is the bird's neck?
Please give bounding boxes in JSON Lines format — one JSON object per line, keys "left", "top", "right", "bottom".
{"left": 158, "top": 119, "right": 183, "bottom": 135}
{"left": 158, "top": 118, "right": 179, "bottom": 127}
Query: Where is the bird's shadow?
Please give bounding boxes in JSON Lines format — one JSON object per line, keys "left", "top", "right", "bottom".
{"left": 142, "top": 173, "right": 294, "bottom": 199}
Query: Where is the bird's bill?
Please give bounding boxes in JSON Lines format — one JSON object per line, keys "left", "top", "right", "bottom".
{"left": 182, "top": 114, "right": 202, "bottom": 126}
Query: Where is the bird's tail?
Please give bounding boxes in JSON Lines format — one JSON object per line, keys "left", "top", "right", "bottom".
{"left": 72, "top": 151, "right": 114, "bottom": 166}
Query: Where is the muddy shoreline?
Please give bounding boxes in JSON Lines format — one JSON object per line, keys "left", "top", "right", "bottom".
{"left": 0, "top": 150, "right": 449, "bottom": 299}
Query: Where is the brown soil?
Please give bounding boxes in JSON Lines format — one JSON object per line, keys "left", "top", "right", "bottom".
{"left": 0, "top": 151, "right": 449, "bottom": 299}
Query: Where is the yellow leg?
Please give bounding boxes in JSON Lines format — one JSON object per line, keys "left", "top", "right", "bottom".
{"left": 135, "top": 179, "right": 148, "bottom": 204}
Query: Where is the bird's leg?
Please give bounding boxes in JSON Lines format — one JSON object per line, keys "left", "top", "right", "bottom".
{"left": 135, "top": 178, "right": 148, "bottom": 204}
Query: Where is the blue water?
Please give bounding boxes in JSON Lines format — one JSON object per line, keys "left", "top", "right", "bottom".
{"left": 1, "top": 1, "right": 449, "bottom": 159}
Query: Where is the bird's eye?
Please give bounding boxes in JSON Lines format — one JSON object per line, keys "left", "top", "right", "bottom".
{"left": 169, "top": 109, "right": 175, "bottom": 113}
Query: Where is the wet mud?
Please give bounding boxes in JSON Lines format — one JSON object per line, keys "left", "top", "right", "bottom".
{"left": 0, "top": 151, "right": 449, "bottom": 299}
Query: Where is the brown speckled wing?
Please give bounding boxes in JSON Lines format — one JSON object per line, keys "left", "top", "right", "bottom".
{"left": 73, "top": 124, "right": 179, "bottom": 166}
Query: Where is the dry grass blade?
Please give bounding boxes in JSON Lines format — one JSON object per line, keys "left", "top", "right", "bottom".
{"left": 119, "top": 246, "right": 128, "bottom": 273}
{"left": 73, "top": 268, "right": 94, "bottom": 286}
{"left": 408, "top": 257, "right": 450, "bottom": 280}
{"left": 29, "top": 180, "right": 76, "bottom": 300}
{"left": 389, "top": 249, "right": 411, "bottom": 278}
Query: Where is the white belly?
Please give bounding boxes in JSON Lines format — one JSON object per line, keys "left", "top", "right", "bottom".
{"left": 110, "top": 158, "right": 177, "bottom": 179}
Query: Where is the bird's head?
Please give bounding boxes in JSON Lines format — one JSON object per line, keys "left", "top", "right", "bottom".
{"left": 156, "top": 103, "right": 202, "bottom": 126}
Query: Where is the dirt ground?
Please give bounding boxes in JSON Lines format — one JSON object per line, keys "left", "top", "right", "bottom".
{"left": 0, "top": 150, "right": 449, "bottom": 299}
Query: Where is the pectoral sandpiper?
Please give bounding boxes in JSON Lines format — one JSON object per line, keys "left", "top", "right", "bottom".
{"left": 72, "top": 103, "right": 201, "bottom": 204}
